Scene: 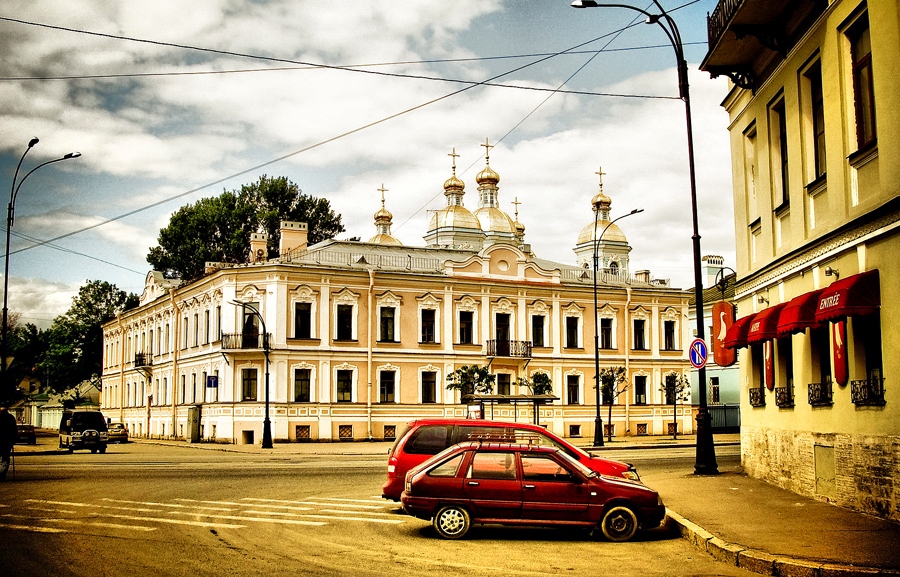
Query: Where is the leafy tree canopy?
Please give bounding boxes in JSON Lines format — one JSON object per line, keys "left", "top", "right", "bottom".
{"left": 147, "top": 175, "right": 344, "bottom": 281}
{"left": 517, "top": 372, "right": 553, "bottom": 396}
{"left": 446, "top": 365, "right": 495, "bottom": 396}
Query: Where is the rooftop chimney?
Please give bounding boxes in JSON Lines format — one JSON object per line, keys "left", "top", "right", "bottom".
{"left": 250, "top": 232, "right": 268, "bottom": 263}
{"left": 279, "top": 221, "right": 308, "bottom": 256}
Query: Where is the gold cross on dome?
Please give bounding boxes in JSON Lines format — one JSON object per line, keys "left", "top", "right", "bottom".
{"left": 512, "top": 197, "right": 521, "bottom": 220}
{"left": 480, "top": 138, "right": 494, "bottom": 163}
{"left": 595, "top": 167, "right": 607, "bottom": 188}
{"left": 377, "top": 184, "right": 388, "bottom": 208}
{"left": 448, "top": 148, "right": 459, "bottom": 173}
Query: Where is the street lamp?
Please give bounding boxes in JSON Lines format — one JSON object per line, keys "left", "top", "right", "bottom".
{"left": 592, "top": 203, "right": 643, "bottom": 447}
{"left": 572, "top": 0, "right": 718, "bottom": 473}
{"left": 2, "top": 139, "right": 81, "bottom": 399}
{"left": 230, "top": 300, "right": 273, "bottom": 448}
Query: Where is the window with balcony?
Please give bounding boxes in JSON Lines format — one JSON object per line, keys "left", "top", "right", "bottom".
{"left": 294, "top": 368, "right": 311, "bottom": 402}
{"left": 848, "top": 15, "right": 875, "bottom": 150}
{"left": 851, "top": 314, "right": 884, "bottom": 406}
{"left": 337, "top": 370, "right": 352, "bottom": 402}
{"left": 294, "top": 302, "right": 312, "bottom": 339}
{"left": 379, "top": 371, "right": 395, "bottom": 403}
{"left": 241, "top": 369, "right": 257, "bottom": 401}
{"left": 421, "top": 371, "right": 437, "bottom": 404}
{"left": 420, "top": 309, "right": 436, "bottom": 343}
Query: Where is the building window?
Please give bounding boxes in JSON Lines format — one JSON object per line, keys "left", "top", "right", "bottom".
{"left": 769, "top": 97, "right": 789, "bottom": 209}
{"left": 743, "top": 124, "right": 758, "bottom": 222}
{"left": 531, "top": 314, "right": 545, "bottom": 347}
{"left": 182, "top": 317, "right": 188, "bottom": 349}
{"left": 811, "top": 325, "right": 832, "bottom": 386}
{"left": 750, "top": 220, "right": 761, "bottom": 264}
{"left": 336, "top": 304, "right": 353, "bottom": 341}
{"left": 193, "top": 313, "right": 199, "bottom": 346}
{"left": 633, "top": 319, "right": 647, "bottom": 350}
{"left": 241, "top": 369, "right": 257, "bottom": 401}
{"left": 204, "top": 311, "right": 210, "bottom": 344}
{"left": 379, "top": 371, "right": 395, "bottom": 403}
{"left": 566, "top": 374, "right": 579, "bottom": 405}
{"left": 215, "top": 306, "right": 221, "bottom": 341}
{"left": 294, "top": 303, "right": 312, "bottom": 339}
{"left": 634, "top": 375, "right": 647, "bottom": 405}
{"left": 459, "top": 310, "right": 474, "bottom": 344}
{"left": 599, "top": 318, "right": 613, "bottom": 349}
{"left": 710, "top": 376, "right": 721, "bottom": 404}
{"left": 497, "top": 374, "right": 511, "bottom": 396}
{"left": 804, "top": 61, "right": 826, "bottom": 181}
{"left": 379, "top": 307, "right": 396, "bottom": 342}
{"left": 565, "top": 317, "right": 579, "bottom": 348}
{"left": 337, "top": 370, "right": 352, "bottom": 402}
{"left": 663, "top": 320, "right": 676, "bottom": 351}
{"left": 294, "top": 368, "right": 311, "bottom": 402}
{"left": 241, "top": 303, "right": 260, "bottom": 348}
{"left": 421, "top": 309, "right": 436, "bottom": 343}
{"left": 848, "top": 15, "right": 875, "bottom": 149}
{"left": 421, "top": 371, "right": 437, "bottom": 404}
{"left": 854, "top": 314, "right": 883, "bottom": 382}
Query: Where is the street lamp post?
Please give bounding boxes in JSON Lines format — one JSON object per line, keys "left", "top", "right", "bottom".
{"left": 231, "top": 300, "right": 273, "bottom": 448}
{"left": 572, "top": 0, "right": 718, "bottom": 473}
{"left": 592, "top": 204, "right": 643, "bottom": 447}
{"left": 2, "top": 139, "right": 81, "bottom": 399}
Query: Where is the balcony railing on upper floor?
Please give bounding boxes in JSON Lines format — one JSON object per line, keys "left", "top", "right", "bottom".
{"left": 748, "top": 387, "right": 765, "bottom": 407}
{"left": 134, "top": 352, "right": 152, "bottom": 367}
{"left": 486, "top": 339, "right": 532, "bottom": 359}
{"left": 851, "top": 378, "right": 886, "bottom": 406}
{"left": 775, "top": 384, "right": 794, "bottom": 408}
{"left": 707, "top": 0, "right": 743, "bottom": 48}
{"left": 808, "top": 381, "right": 833, "bottom": 406}
{"left": 221, "top": 332, "right": 272, "bottom": 350}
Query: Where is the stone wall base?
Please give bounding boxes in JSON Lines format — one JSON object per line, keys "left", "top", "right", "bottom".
{"left": 741, "top": 426, "right": 900, "bottom": 522}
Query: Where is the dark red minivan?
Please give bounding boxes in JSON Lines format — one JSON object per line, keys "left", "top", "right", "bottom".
{"left": 382, "top": 418, "right": 639, "bottom": 501}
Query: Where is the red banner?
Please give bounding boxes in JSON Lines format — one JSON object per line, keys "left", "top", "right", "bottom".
{"left": 832, "top": 320, "right": 848, "bottom": 385}
{"left": 764, "top": 340, "right": 775, "bottom": 390}
{"left": 712, "top": 301, "right": 736, "bottom": 367}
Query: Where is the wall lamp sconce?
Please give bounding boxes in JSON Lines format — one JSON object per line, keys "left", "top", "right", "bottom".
{"left": 825, "top": 266, "right": 839, "bottom": 278}
{"left": 757, "top": 295, "right": 769, "bottom": 305}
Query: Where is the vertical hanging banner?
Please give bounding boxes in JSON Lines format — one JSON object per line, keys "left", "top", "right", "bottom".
{"left": 832, "top": 320, "right": 848, "bottom": 385}
{"left": 712, "top": 301, "right": 736, "bottom": 367}
{"left": 764, "top": 340, "right": 775, "bottom": 390}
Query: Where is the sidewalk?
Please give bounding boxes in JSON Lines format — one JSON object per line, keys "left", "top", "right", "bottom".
{"left": 14, "top": 432, "right": 900, "bottom": 576}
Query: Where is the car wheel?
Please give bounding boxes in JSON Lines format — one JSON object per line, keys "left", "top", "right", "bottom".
{"left": 433, "top": 505, "right": 471, "bottom": 540}
{"left": 90, "top": 448, "right": 97, "bottom": 454}
{"left": 600, "top": 505, "right": 638, "bottom": 542}
{"left": 99, "top": 446, "right": 106, "bottom": 454}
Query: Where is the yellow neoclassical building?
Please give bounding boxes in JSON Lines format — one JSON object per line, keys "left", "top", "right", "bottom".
{"left": 101, "top": 148, "right": 693, "bottom": 445}
{"left": 702, "top": 0, "right": 899, "bottom": 520}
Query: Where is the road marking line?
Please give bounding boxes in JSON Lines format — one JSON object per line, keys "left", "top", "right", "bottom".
{"left": 285, "top": 514, "right": 403, "bottom": 524}
{"left": 319, "top": 509, "right": 401, "bottom": 517}
{"left": 236, "top": 505, "right": 314, "bottom": 512}
{"left": 0, "top": 523, "right": 65, "bottom": 533}
{"left": 175, "top": 499, "right": 244, "bottom": 506}
{"left": 242, "top": 498, "right": 382, "bottom": 510}
{"left": 319, "top": 497, "right": 388, "bottom": 504}
{"left": 22, "top": 502, "right": 245, "bottom": 529}
{"left": 102, "top": 498, "right": 233, "bottom": 511}
{"left": 165, "top": 511, "right": 325, "bottom": 526}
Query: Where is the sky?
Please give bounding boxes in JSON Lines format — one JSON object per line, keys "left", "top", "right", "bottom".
{"left": 0, "top": 0, "right": 735, "bottom": 329}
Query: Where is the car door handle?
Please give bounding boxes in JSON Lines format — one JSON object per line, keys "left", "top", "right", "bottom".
{"left": 524, "top": 484, "right": 536, "bottom": 490}
{"left": 467, "top": 481, "right": 479, "bottom": 486}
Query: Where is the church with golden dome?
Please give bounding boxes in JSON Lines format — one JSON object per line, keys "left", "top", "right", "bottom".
{"left": 100, "top": 140, "right": 693, "bottom": 445}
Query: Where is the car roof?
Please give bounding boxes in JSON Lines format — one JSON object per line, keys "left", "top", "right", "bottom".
{"left": 452, "top": 441, "right": 560, "bottom": 454}
{"left": 407, "top": 418, "right": 545, "bottom": 430}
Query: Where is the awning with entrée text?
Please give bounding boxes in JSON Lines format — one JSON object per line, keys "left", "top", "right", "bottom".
{"left": 746, "top": 303, "right": 787, "bottom": 344}
{"left": 723, "top": 313, "right": 756, "bottom": 349}
{"left": 776, "top": 289, "right": 824, "bottom": 336}
{"left": 815, "top": 270, "right": 880, "bottom": 323}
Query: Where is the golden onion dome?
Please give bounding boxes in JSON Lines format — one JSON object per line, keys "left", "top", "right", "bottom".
{"left": 476, "top": 164, "right": 500, "bottom": 186}
{"left": 577, "top": 220, "right": 627, "bottom": 245}
{"left": 374, "top": 207, "right": 392, "bottom": 222}
{"left": 591, "top": 190, "right": 612, "bottom": 209}
{"left": 444, "top": 173, "right": 465, "bottom": 192}
{"left": 515, "top": 220, "right": 525, "bottom": 235}
{"left": 429, "top": 205, "right": 481, "bottom": 230}
{"left": 474, "top": 206, "right": 516, "bottom": 233}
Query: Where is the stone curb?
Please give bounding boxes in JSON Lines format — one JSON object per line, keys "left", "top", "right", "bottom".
{"left": 664, "top": 509, "right": 898, "bottom": 577}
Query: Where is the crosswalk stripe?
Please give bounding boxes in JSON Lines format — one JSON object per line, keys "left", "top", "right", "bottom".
{"left": 241, "top": 497, "right": 383, "bottom": 510}
{"left": 165, "top": 511, "right": 326, "bottom": 526}
{"left": 102, "top": 498, "right": 234, "bottom": 511}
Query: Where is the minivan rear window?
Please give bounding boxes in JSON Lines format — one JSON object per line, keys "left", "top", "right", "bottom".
{"left": 404, "top": 424, "right": 453, "bottom": 454}
{"left": 71, "top": 412, "right": 107, "bottom": 430}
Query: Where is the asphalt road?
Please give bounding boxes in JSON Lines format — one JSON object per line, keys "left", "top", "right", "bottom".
{"left": 0, "top": 443, "right": 752, "bottom": 577}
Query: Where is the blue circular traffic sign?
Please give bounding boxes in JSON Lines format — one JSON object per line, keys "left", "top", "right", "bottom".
{"left": 689, "top": 338, "right": 708, "bottom": 369}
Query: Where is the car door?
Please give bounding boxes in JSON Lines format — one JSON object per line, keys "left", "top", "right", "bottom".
{"left": 519, "top": 453, "right": 590, "bottom": 523}
{"left": 463, "top": 451, "right": 522, "bottom": 521}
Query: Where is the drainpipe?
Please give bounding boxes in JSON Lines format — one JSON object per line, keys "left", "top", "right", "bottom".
{"left": 624, "top": 287, "right": 632, "bottom": 434}
{"left": 117, "top": 314, "right": 124, "bottom": 423}
{"left": 367, "top": 269, "right": 374, "bottom": 440}
{"left": 171, "top": 291, "right": 179, "bottom": 439}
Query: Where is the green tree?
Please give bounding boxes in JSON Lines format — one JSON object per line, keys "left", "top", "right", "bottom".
{"left": 445, "top": 365, "right": 495, "bottom": 397}
{"left": 660, "top": 373, "right": 691, "bottom": 439}
{"left": 147, "top": 175, "right": 344, "bottom": 281}
{"left": 41, "top": 280, "right": 138, "bottom": 395}
{"left": 0, "top": 315, "right": 48, "bottom": 403}
{"left": 516, "top": 372, "right": 553, "bottom": 395}
{"left": 599, "top": 366, "right": 628, "bottom": 442}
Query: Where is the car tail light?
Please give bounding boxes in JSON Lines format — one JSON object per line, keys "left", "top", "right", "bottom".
{"left": 387, "top": 456, "right": 398, "bottom": 477}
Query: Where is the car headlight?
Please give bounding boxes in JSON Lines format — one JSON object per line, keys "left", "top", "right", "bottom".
{"left": 72, "top": 432, "right": 81, "bottom": 437}
{"left": 622, "top": 470, "right": 641, "bottom": 482}
{"left": 100, "top": 433, "right": 108, "bottom": 440}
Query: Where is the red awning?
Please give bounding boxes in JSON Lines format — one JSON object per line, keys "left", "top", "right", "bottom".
{"left": 746, "top": 303, "right": 786, "bottom": 344}
{"left": 777, "top": 289, "right": 824, "bottom": 336}
{"left": 724, "top": 313, "right": 756, "bottom": 349}
{"left": 815, "top": 270, "right": 880, "bottom": 323}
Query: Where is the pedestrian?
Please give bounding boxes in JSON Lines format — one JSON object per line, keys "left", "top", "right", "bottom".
{"left": 0, "top": 403, "right": 18, "bottom": 481}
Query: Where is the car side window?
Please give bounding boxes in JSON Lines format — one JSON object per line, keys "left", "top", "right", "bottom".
{"left": 467, "top": 452, "right": 517, "bottom": 480}
{"left": 428, "top": 454, "right": 465, "bottom": 478}
{"left": 405, "top": 425, "right": 453, "bottom": 455}
{"left": 521, "top": 455, "right": 576, "bottom": 483}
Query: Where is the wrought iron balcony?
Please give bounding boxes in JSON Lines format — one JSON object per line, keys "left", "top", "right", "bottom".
{"left": 851, "top": 378, "right": 886, "bottom": 406}
{"left": 134, "top": 352, "right": 152, "bottom": 367}
{"left": 221, "top": 332, "right": 272, "bottom": 350}
{"left": 808, "top": 381, "right": 833, "bottom": 406}
{"left": 775, "top": 385, "right": 794, "bottom": 408}
{"left": 748, "top": 387, "right": 765, "bottom": 407}
{"left": 486, "top": 339, "right": 532, "bottom": 359}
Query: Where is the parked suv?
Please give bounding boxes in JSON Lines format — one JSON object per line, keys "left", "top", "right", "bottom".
{"left": 59, "top": 410, "right": 108, "bottom": 453}
{"left": 401, "top": 441, "right": 665, "bottom": 541}
{"left": 382, "top": 418, "right": 639, "bottom": 501}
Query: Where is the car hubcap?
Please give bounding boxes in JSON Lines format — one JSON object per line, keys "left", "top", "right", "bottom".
{"left": 439, "top": 510, "right": 464, "bottom": 534}
{"left": 608, "top": 513, "right": 631, "bottom": 535}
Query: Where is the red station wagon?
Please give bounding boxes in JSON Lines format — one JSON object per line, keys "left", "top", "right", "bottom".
{"left": 401, "top": 441, "right": 665, "bottom": 541}
{"left": 383, "top": 418, "right": 640, "bottom": 501}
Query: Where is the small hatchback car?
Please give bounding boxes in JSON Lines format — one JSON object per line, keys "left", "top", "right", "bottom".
{"left": 383, "top": 418, "right": 639, "bottom": 501}
{"left": 107, "top": 423, "right": 129, "bottom": 443}
{"left": 401, "top": 441, "right": 665, "bottom": 541}
{"left": 16, "top": 424, "right": 37, "bottom": 445}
